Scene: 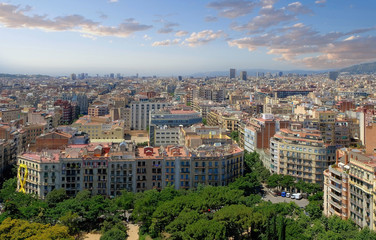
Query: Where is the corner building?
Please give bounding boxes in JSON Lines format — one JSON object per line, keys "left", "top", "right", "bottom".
{"left": 270, "top": 124, "right": 336, "bottom": 185}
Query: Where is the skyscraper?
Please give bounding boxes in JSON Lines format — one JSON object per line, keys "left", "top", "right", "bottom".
{"left": 241, "top": 71, "right": 247, "bottom": 80}
{"left": 329, "top": 71, "right": 339, "bottom": 81}
{"left": 230, "top": 68, "right": 236, "bottom": 79}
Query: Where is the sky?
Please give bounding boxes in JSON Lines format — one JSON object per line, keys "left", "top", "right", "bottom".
{"left": 0, "top": 0, "right": 375, "bottom": 76}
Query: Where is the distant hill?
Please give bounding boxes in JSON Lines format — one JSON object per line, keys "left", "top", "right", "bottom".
{"left": 339, "top": 62, "right": 376, "bottom": 74}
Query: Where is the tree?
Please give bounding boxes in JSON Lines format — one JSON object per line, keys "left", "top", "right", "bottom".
{"left": 184, "top": 219, "right": 226, "bottom": 240}
{"left": 230, "top": 173, "right": 260, "bottom": 196}
{"left": 0, "top": 178, "right": 17, "bottom": 202}
{"left": 0, "top": 218, "right": 73, "bottom": 240}
{"left": 59, "top": 211, "right": 81, "bottom": 236}
{"left": 46, "top": 189, "right": 67, "bottom": 208}
{"left": 267, "top": 174, "right": 283, "bottom": 189}
{"left": 230, "top": 131, "right": 239, "bottom": 143}
{"left": 305, "top": 201, "right": 322, "bottom": 219}
{"left": 202, "top": 118, "right": 207, "bottom": 125}
{"left": 281, "top": 175, "right": 295, "bottom": 191}
{"left": 214, "top": 205, "right": 253, "bottom": 239}
{"left": 100, "top": 227, "right": 127, "bottom": 240}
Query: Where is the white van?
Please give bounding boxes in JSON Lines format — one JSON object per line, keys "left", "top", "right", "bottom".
{"left": 293, "top": 193, "right": 302, "bottom": 200}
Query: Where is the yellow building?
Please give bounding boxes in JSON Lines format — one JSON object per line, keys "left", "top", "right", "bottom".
{"left": 72, "top": 115, "right": 124, "bottom": 142}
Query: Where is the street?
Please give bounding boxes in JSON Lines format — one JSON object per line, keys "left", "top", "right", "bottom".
{"left": 262, "top": 191, "right": 309, "bottom": 208}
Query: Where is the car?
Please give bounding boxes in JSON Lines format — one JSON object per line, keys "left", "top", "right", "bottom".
{"left": 276, "top": 191, "right": 281, "bottom": 196}
{"left": 291, "top": 195, "right": 295, "bottom": 199}
{"left": 286, "top": 192, "right": 291, "bottom": 198}
{"left": 281, "top": 191, "right": 286, "bottom": 197}
{"left": 293, "top": 193, "right": 303, "bottom": 200}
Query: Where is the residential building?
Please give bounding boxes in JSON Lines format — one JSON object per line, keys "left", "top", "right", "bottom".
{"left": 131, "top": 101, "right": 170, "bottom": 130}
{"left": 17, "top": 142, "right": 243, "bottom": 198}
{"left": 270, "top": 124, "right": 336, "bottom": 184}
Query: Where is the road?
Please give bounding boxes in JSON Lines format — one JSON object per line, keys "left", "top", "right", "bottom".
{"left": 127, "top": 223, "right": 139, "bottom": 240}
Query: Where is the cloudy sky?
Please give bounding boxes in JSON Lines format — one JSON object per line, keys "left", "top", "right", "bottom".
{"left": 0, "top": 0, "right": 375, "bottom": 75}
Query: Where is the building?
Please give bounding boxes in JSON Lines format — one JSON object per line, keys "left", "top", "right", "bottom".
{"left": 130, "top": 101, "right": 170, "bottom": 130}
{"left": 329, "top": 71, "right": 339, "bottom": 81}
{"left": 150, "top": 126, "right": 180, "bottom": 147}
{"left": 17, "top": 142, "right": 244, "bottom": 198}
{"left": 270, "top": 124, "right": 336, "bottom": 184}
{"left": 243, "top": 114, "right": 289, "bottom": 153}
{"left": 71, "top": 116, "right": 125, "bottom": 143}
{"left": 230, "top": 68, "right": 236, "bottom": 79}
{"left": 150, "top": 109, "right": 202, "bottom": 127}
{"left": 0, "top": 108, "right": 21, "bottom": 123}
{"left": 54, "top": 100, "right": 74, "bottom": 124}
{"left": 241, "top": 71, "right": 247, "bottom": 80}
{"left": 88, "top": 105, "right": 108, "bottom": 117}
{"left": 149, "top": 109, "right": 202, "bottom": 146}
{"left": 324, "top": 148, "right": 376, "bottom": 230}
{"left": 274, "top": 90, "right": 313, "bottom": 98}
{"left": 323, "top": 148, "right": 350, "bottom": 220}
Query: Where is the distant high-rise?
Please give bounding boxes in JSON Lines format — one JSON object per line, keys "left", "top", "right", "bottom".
{"left": 278, "top": 71, "right": 283, "bottom": 77}
{"left": 329, "top": 71, "right": 339, "bottom": 81}
{"left": 257, "top": 72, "right": 264, "bottom": 78}
{"left": 110, "top": 73, "right": 115, "bottom": 79}
{"left": 178, "top": 76, "right": 183, "bottom": 81}
{"left": 240, "top": 71, "right": 247, "bottom": 80}
{"left": 70, "top": 73, "right": 76, "bottom": 80}
{"left": 230, "top": 68, "right": 236, "bottom": 79}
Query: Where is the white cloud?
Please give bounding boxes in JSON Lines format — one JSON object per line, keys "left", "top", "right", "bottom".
{"left": 175, "top": 31, "right": 188, "bottom": 37}
{"left": 108, "top": 0, "right": 119, "bottom": 3}
{"left": 207, "top": 0, "right": 258, "bottom": 18}
{"left": 228, "top": 23, "right": 376, "bottom": 69}
{"left": 315, "top": 0, "right": 326, "bottom": 4}
{"left": 157, "top": 22, "right": 179, "bottom": 34}
{"left": 0, "top": 3, "right": 152, "bottom": 38}
{"left": 143, "top": 34, "right": 152, "bottom": 40}
{"left": 152, "top": 39, "right": 180, "bottom": 46}
{"left": 183, "top": 30, "right": 225, "bottom": 47}
{"left": 232, "top": 2, "right": 312, "bottom": 33}
{"left": 81, "top": 34, "right": 97, "bottom": 40}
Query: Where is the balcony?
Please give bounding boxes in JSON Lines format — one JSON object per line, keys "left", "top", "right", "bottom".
{"left": 329, "top": 199, "right": 342, "bottom": 210}
{"left": 330, "top": 175, "right": 342, "bottom": 185}
{"left": 329, "top": 191, "right": 342, "bottom": 201}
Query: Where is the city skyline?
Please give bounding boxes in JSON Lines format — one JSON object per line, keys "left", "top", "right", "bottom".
{"left": 0, "top": 0, "right": 375, "bottom": 75}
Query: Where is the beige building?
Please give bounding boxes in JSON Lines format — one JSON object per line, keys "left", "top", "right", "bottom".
{"left": 72, "top": 115, "right": 124, "bottom": 142}
{"left": 270, "top": 124, "right": 336, "bottom": 184}
{"left": 17, "top": 142, "right": 243, "bottom": 198}
{"left": 324, "top": 148, "right": 376, "bottom": 230}
{"left": 0, "top": 108, "right": 21, "bottom": 122}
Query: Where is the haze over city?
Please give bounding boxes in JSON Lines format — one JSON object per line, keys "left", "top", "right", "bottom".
{"left": 0, "top": 0, "right": 376, "bottom": 76}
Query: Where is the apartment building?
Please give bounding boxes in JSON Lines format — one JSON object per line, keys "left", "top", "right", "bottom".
{"left": 243, "top": 114, "right": 289, "bottom": 153}
{"left": 270, "top": 124, "right": 336, "bottom": 184}
{"left": 0, "top": 108, "right": 21, "bottom": 123}
{"left": 323, "top": 148, "right": 350, "bottom": 220}
{"left": 324, "top": 148, "right": 376, "bottom": 230}
{"left": 130, "top": 101, "right": 170, "bottom": 130}
{"left": 149, "top": 109, "right": 202, "bottom": 146}
{"left": 17, "top": 142, "right": 243, "bottom": 198}
{"left": 72, "top": 116, "right": 124, "bottom": 143}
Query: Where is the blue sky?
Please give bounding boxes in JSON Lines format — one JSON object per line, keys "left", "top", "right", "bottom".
{"left": 0, "top": 0, "right": 375, "bottom": 76}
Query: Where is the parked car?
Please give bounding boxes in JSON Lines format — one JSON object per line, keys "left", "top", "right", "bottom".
{"left": 286, "top": 192, "right": 291, "bottom": 198}
{"left": 293, "top": 193, "right": 303, "bottom": 200}
{"left": 291, "top": 195, "right": 295, "bottom": 199}
{"left": 281, "top": 191, "right": 286, "bottom": 197}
